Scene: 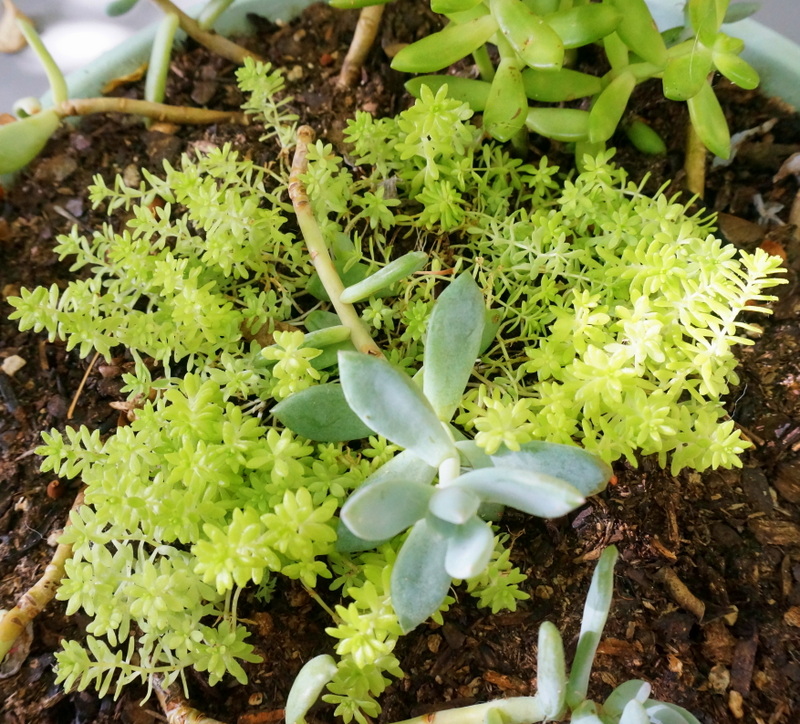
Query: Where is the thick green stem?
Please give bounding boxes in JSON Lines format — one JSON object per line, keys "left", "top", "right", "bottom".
{"left": 288, "top": 125, "right": 383, "bottom": 358}
{"left": 148, "top": 0, "right": 264, "bottom": 64}
{"left": 338, "top": 5, "right": 385, "bottom": 88}
{"left": 684, "top": 120, "right": 706, "bottom": 198}
{"left": 472, "top": 45, "right": 496, "bottom": 82}
{"left": 0, "top": 488, "right": 84, "bottom": 663}
{"left": 54, "top": 97, "right": 248, "bottom": 125}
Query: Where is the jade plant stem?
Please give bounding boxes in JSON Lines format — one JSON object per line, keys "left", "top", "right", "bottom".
{"left": 288, "top": 125, "right": 383, "bottom": 358}
{"left": 154, "top": 674, "right": 227, "bottom": 724}
{"left": 338, "top": 5, "right": 385, "bottom": 88}
{"left": 0, "top": 487, "right": 84, "bottom": 664}
{"left": 53, "top": 97, "right": 248, "bottom": 125}
{"left": 148, "top": 0, "right": 265, "bottom": 65}
{"left": 685, "top": 121, "right": 707, "bottom": 197}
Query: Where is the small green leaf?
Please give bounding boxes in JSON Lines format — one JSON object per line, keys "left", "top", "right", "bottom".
{"left": 589, "top": 70, "right": 636, "bottom": 143}
{"left": 391, "top": 14, "right": 499, "bottom": 73}
{"left": 0, "top": 110, "right": 61, "bottom": 174}
{"left": 453, "top": 467, "right": 585, "bottom": 518}
{"left": 490, "top": 442, "right": 612, "bottom": 498}
{"left": 713, "top": 51, "right": 759, "bottom": 89}
{"left": 607, "top": 0, "right": 668, "bottom": 67}
{"left": 483, "top": 56, "right": 528, "bottom": 142}
{"left": 603, "top": 31, "right": 629, "bottom": 70}
{"left": 537, "top": 621, "right": 567, "bottom": 720}
{"left": 429, "top": 486, "right": 481, "bottom": 525}
{"left": 285, "top": 654, "right": 338, "bottom": 724}
{"left": 619, "top": 700, "right": 651, "bottom": 724}
{"left": 688, "top": 0, "right": 725, "bottom": 45}
{"left": 522, "top": 67, "right": 603, "bottom": 102}
{"left": 423, "top": 273, "right": 486, "bottom": 422}
{"left": 662, "top": 44, "right": 713, "bottom": 100}
{"left": 525, "top": 107, "right": 590, "bottom": 142}
{"left": 392, "top": 518, "right": 453, "bottom": 632}
{"left": 642, "top": 701, "right": 703, "bottom": 724}
{"left": 603, "top": 680, "right": 652, "bottom": 721}
{"left": 339, "top": 351, "right": 457, "bottom": 466}
{"left": 444, "top": 517, "right": 494, "bottom": 579}
{"left": 308, "top": 260, "right": 369, "bottom": 302}
{"left": 624, "top": 119, "right": 667, "bottom": 154}
{"left": 405, "top": 76, "right": 492, "bottom": 111}
{"left": 566, "top": 545, "right": 619, "bottom": 709}
{"left": 545, "top": 4, "right": 622, "bottom": 49}
{"left": 431, "top": 0, "right": 484, "bottom": 13}
{"left": 340, "top": 451, "right": 436, "bottom": 541}
{"left": 272, "top": 383, "right": 373, "bottom": 442}
{"left": 687, "top": 80, "right": 731, "bottom": 158}
{"left": 340, "top": 251, "right": 428, "bottom": 304}
{"left": 723, "top": 2, "right": 760, "bottom": 24}
{"left": 492, "top": 0, "right": 565, "bottom": 70}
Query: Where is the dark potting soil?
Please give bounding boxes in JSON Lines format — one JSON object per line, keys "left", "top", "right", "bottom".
{"left": 1, "top": 2, "right": 800, "bottom": 722}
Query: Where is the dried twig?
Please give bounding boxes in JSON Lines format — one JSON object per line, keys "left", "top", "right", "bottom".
{"left": 288, "top": 125, "right": 382, "bottom": 357}
{"left": 337, "top": 5, "right": 385, "bottom": 88}
{"left": 55, "top": 97, "right": 248, "bottom": 125}
{"left": 67, "top": 350, "right": 99, "bottom": 420}
{"left": 0, "top": 487, "right": 85, "bottom": 664}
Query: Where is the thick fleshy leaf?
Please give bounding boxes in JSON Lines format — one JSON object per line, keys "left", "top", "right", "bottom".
{"left": 284, "top": 654, "right": 338, "bottom": 724}
{"left": 624, "top": 119, "right": 667, "bottom": 154}
{"left": 537, "top": 621, "right": 567, "bottom": 720}
{"left": 339, "top": 351, "right": 456, "bottom": 466}
{"left": 662, "top": 44, "right": 713, "bottom": 101}
{"left": 405, "top": 76, "right": 492, "bottom": 111}
{"left": 491, "top": 441, "right": 612, "bottom": 497}
{"left": 340, "top": 251, "right": 428, "bottom": 304}
{"left": 713, "top": 51, "right": 759, "bottom": 90}
{"left": 607, "top": 0, "right": 667, "bottom": 67}
{"left": 570, "top": 700, "right": 605, "bottom": 724}
{"left": 602, "top": 680, "right": 652, "bottom": 720}
{"left": 545, "top": 4, "right": 622, "bottom": 49}
{"left": 643, "top": 701, "right": 703, "bottom": 724}
{"left": 335, "top": 519, "right": 390, "bottom": 553}
{"left": 619, "top": 700, "right": 651, "bottom": 724}
{"left": 340, "top": 451, "right": 436, "bottom": 541}
{"left": 431, "top": 0, "right": 483, "bottom": 13}
{"left": 444, "top": 517, "right": 494, "bottom": 579}
{"left": 304, "top": 310, "right": 341, "bottom": 331}
{"left": 722, "top": 1, "right": 759, "bottom": 23}
{"left": 493, "top": 0, "right": 564, "bottom": 70}
{"left": 106, "top": 0, "right": 141, "bottom": 15}
{"left": 429, "top": 486, "right": 481, "bottom": 525}
{"left": 589, "top": 70, "right": 636, "bottom": 143}
{"left": 0, "top": 109, "right": 60, "bottom": 174}
{"left": 423, "top": 273, "right": 485, "bottom": 422}
{"left": 566, "top": 545, "right": 619, "bottom": 709}
{"left": 308, "top": 260, "right": 369, "bottom": 301}
{"left": 392, "top": 518, "right": 453, "bottom": 632}
{"left": 272, "top": 383, "right": 373, "bottom": 442}
{"left": 687, "top": 80, "right": 731, "bottom": 159}
{"left": 687, "top": 0, "right": 725, "bottom": 45}
{"left": 522, "top": 67, "right": 602, "bottom": 102}
{"left": 483, "top": 56, "right": 528, "bottom": 142}
{"left": 455, "top": 440, "right": 493, "bottom": 471}
{"left": 453, "top": 467, "right": 584, "bottom": 518}
{"left": 391, "top": 14, "right": 498, "bottom": 73}
{"left": 526, "top": 107, "right": 590, "bottom": 142}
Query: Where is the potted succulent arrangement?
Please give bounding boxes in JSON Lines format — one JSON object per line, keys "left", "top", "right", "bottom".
{"left": 1, "top": 0, "right": 799, "bottom": 722}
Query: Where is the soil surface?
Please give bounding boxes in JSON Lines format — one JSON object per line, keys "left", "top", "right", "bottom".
{"left": 2, "top": 2, "right": 800, "bottom": 723}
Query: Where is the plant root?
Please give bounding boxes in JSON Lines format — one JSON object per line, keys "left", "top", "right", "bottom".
{"left": 0, "top": 487, "right": 85, "bottom": 665}
{"left": 148, "top": 0, "right": 265, "bottom": 65}
{"left": 288, "top": 125, "right": 383, "bottom": 357}
{"left": 154, "top": 674, "right": 228, "bottom": 724}
{"left": 54, "top": 97, "right": 248, "bottom": 125}
{"left": 337, "top": 5, "right": 385, "bottom": 88}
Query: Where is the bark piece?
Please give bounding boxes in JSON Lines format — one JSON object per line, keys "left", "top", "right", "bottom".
{"left": 749, "top": 519, "right": 800, "bottom": 546}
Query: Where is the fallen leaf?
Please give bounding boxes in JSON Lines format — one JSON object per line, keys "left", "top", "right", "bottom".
{"left": 101, "top": 62, "right": 148, "bottom": 94}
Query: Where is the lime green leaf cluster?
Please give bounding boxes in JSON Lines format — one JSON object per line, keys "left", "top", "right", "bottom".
{"left": 455, "top": 150, "right": 785, "bottom": 472}
{"left": 8, "top": 143, "right": 308, "bottom": 391}
{"left": 393, "top": 0, "right": 758, "bottom": 157}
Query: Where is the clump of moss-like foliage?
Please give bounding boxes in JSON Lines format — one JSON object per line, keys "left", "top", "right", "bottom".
{"left": 6, "top": 61, "right": 784, "bottom": 722}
